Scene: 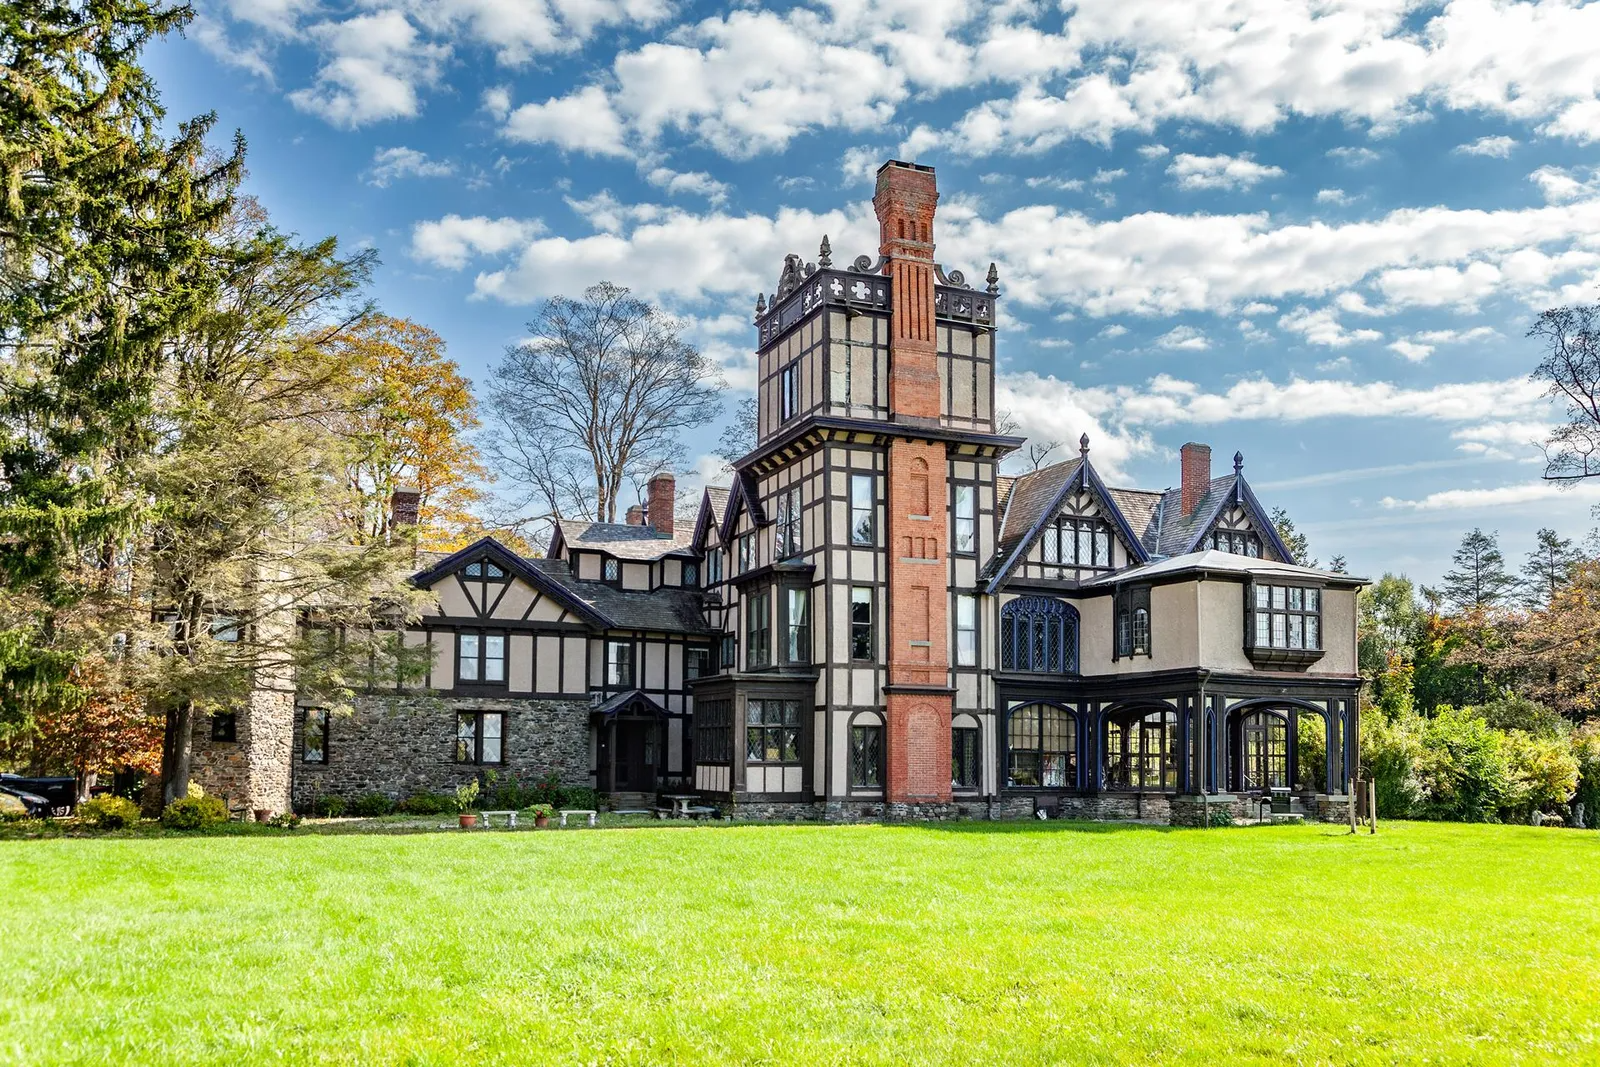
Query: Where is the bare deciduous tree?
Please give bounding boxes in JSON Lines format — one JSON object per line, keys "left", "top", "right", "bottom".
{"left": 486, "top": 284, "right": 724, "bottom": 540}
{"left": 1532, "top": 303, "right": 1600, "bottom": 482}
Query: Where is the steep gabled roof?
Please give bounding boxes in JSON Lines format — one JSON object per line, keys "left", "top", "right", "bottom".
{"left": 1130, "top": 473, "right": 1295, "bottom": 563}
{"left": 526, "top": 558, "right": 714, "bottom": 635}
{"left": 691, "top": 485, "right": 730, "bottom": 552}
{"left": 982, "top": 453, "right": 1150, "bottom": 593}
{"left": 718, "top": 471, "right": 767, "bottom": 544}
{"left": 411, "top": 537, "right": 612, "bottom": 629}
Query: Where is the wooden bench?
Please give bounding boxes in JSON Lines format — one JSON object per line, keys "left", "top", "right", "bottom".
{"left": 558, "top": 808, "right": 597, "bottom": 828}
{"left": 479, "top": 809, "right": 517, "bottom": 828}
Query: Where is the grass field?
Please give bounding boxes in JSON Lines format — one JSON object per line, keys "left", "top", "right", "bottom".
{"left": 2, "top": 820, "right": 1597, "bottom": 1066}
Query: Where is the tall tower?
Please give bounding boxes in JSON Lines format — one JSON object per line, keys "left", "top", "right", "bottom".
{"left": 875, "top": 161, "right": 953, "bottom": 809}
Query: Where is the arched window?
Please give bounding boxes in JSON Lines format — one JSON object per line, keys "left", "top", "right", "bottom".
{"left": 1240, "top": 711, "right": 1288, "bottom": 791}
{"left": 1007, "top": 704, "right": 1076, "bottom": 788}
{"left": 1104, "top": 709, "right": 1179, "bottom": 791}
{"left": 1000, "top": 596, "right": 1078, "bottom": 673}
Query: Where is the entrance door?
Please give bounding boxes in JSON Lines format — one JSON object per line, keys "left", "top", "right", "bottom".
{"left": 614, "top": 720, "right": 658, "bottom": 792}
{"left": 1241, "top": 712, "right": 1288, "bottom": 791}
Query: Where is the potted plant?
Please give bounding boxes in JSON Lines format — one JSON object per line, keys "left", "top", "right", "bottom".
{"left": 456, "top": 780, "right": 480, "bottom": 828}
{"left": 529, "top": 802, "right": 554, "bottom": 829}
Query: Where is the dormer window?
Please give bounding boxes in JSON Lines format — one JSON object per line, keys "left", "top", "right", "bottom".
{"left": 1040, "top": 518, "right": 1112, "bottom": 569}
{"left": 683, "top": 561, "right": 699, "bottom": 587}
{"left": 603, "top": 558, "right": 619, "bottom": 582}
{"left": 1210, "top": 530, "right": 1260, "bottom": 557}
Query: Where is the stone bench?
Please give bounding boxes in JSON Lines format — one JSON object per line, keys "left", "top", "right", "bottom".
{"left": 480, "top": 809, "right": 517, "bottom": 828}
{"left": 558, "top": 809, "right": 597, "bottom": 828}
{"left": 685, "top": 806, "right": 719, "bottom": 819}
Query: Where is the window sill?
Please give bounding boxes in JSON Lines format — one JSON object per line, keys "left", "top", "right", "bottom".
{"left": 1244, "top": 647, "right": 1325, "bottom": 671}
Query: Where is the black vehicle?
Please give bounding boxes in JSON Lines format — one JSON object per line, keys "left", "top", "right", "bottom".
{"left": 0, "top": 784, "right": 52, "bottom": 818}
{"left": 0, "top": 774, "right": 75, "bottom": 817}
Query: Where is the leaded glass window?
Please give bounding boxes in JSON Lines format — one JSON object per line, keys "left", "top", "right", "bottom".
{"left": 1248, "top": 584, "right": 1322, "bottom": 651}
{"left": 952, "top": 726, "right": 980, "bottom": 789}
{"left": 850, "top": 723, "right": 883, "bottom": 787}
{"left": 747, "top": 699, "right": 801, "bottom": 763}
{"left": 851, "top": 474, "right": 874, "bottom": 546}
{"left": 953, "top": 484, "right": 975, "bottom": 554}
{"left": 1006, "top": 704, "right": 1076, "bottom": 788}
{"left": 999, "top": 596, "right": 1078, "bottom": 674}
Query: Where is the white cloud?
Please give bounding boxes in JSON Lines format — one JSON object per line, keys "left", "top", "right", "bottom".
{"left": 1327, "top": 146, "right": 1380, "bottom": 166}
{"left": 1278, "top": 306, "right": 1382, "bottom": 348}
{"left": 1449, "top": 419, "right": 1550, "bottom": 460}
{"left": 1025, "top": 176, "right": 1086, "bottom": 191}
{"left": 287, "top": 11, "right": 448, "bottom": 127}
{"left": 410, "top": 215, "right": 547, "bottom": 269}
{"left": 502, "top": 85, "right": 632, "bottom": 157}
{"left": 1168, "top": 153, "right": 1284, "bottom": 192}
{"left": 645, "top": 167, "right": 731, "bottom": 204}
{"left": 1092, "top": 168, "right": 1126, "bottom": 184}
{"left": 1529, "top": 165, "right": 1600, "bottom": 204}
{"left": 367, "top": 146, "right": 454, "bottom": 187}
{"left": 1380, "top": 481, "right": 1591, "bottom": 511}
{"left": 1097, "top": 324, "right": 1128, "bottom": 339}
{"left": 1316, "top": 188, "right": 1353, "bottom": 205}
{"left": 1154, "top": 325, "right": 1210, "bottom": 351}
{"left": 1454, "top": 135, "right": 1517, "bottom": 158}
{"left": 482, "top": 85, "right": 511, "bottom": 120}
{"left": 1415, "top": 326, "right": 1499, "bottom": 345}
{"left": 1137, "top": 143, "right": 1170, "bottom": 160}
{"left": 841, "top": 147, "right": 880, "bottom": 186}
{"left": 1388, "top": 339, "right": 1434, "bottom": 362}
{"left": 1241, "top": 301, "right": 1277, "bottom": 316}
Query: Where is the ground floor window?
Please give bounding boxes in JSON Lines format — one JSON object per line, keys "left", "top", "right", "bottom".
{"left": 850, "top": 723, "right": 883, "bottom": 788}
{"left": 302, "top": 708, "right": 328, "bottom": 763}
{"left": 746, "top": 698, "right": 800, "bottom": 763}
{"left": 952, "top": 726, "right": 980, "bottom": 789}
{"left": 1104, "top": 709, "right": 1179, "bottom": 790}
{"left": 456, "top": 711, "right": 504, "bottom": 765}
{"left": 1241, "top": 711, "right": 1288, "bottom": 791}
{"left": 1006, "top": 704, "right": 1076, "bottom": 788}
{"left": 697, "top": 699, "right": 732, "bottom": 763}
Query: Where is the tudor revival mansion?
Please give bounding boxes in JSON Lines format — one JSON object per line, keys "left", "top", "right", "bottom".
{"left": 192, "top": 161, "right": 1364, "bottom": 826}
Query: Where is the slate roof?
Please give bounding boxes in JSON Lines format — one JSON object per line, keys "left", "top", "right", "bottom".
{"left": 527, "top": 557, "right": 715, "bottom": 635}
{"left": 991, "top": 458, "right": 1084, "bottom": 574}
{"left": 554, "top": 519, "right": 696, "bottom": 561}
{"left": 1083, "top": 549, "right": 1365, "bottom": 588}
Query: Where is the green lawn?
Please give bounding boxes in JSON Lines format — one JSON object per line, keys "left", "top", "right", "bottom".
{"left": 2, "top": 821, "right": 1597, "bottom": 1066}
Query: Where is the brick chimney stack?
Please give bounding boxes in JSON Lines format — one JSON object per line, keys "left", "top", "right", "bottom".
{"left": 625, "top": 504, "right": 644, "bottom": 525}
{"left": 1180, "top": 443, "right": 1212, "bottom": 517}
{"left": 646, "top": 473, "right": 676, "bottom": 536}
{"left": 389, "top": 487, "right": 421, "bottom": 527}
{"left": 874, "top": 160, "right": 940, "bottom": 421}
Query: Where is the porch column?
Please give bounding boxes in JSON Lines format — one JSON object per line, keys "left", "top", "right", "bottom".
{"left": 1187, "top": 696, "right": 1206, "bottom": 795}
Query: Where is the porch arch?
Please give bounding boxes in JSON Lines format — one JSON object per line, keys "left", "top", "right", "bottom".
{"left": 1223, "top": 698, "right": 1340, "bottom": 794}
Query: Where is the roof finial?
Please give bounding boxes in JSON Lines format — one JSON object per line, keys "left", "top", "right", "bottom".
{"left": 1079, "top": 433, "right": 1091, "bottom": 457}
{"left": 755, "top": 292, "right": 766, "bottom": 318}
{"left": 986, "top": 261, "right": 1000, "bottom": 295}
{"left": 1233, "top": 450, "right": 1244, "bottom": 475}
{"left": 818, "top": 234, "right": 832, "bottom": 268}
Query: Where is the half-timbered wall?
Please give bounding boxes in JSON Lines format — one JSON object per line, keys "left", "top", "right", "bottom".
{"left": 937, "top": 322, "right": 994, "bottom": 432}
{"left": 1010, "top": 489, "right": 1135, "bottom": 582}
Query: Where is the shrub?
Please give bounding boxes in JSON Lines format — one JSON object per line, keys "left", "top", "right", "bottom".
{"left": 78, "top": 795, "right": 141, "bottom": 830}
{"left": 349, "top": 793, "right": 395, "bottom": 818}
{"left": 1414, "top": 706, "right": 1514, "bottom": 822}
{"left": 398, "top": 791, "right": 458, "bottom": 815}
{"left": 1502, "top": 731, "right": 1580, "bottom": 819}
{"left": 162, "top": 794, "right": 229, "bottom": 830}
{"left": 558, "top": 785, "right": 603, "bottom": 811}
{"left": 1469, "top": 694, "right": 1568, "bottom": 739}
{"left": 527, "top": 803, "right": 554, "bottom": 821}
{"left": 1361, "top": 711, "right": 1423, "bottom": 818}
{"left": 1572, "top": 721, "right": 1600, "bottom": 826}
{"left": 312, "top": 795, "right": 347, "bottom": 818}
{"left": 266, "top": 812, "right": 301, "bottom": 829}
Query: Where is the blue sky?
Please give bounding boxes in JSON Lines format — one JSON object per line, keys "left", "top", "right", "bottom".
{"left": 150, "top": 0, "right": 1600, "bottom": 584}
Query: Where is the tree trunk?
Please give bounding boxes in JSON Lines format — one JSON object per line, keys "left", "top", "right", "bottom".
{"left": 161, "top": 700, "right": 196, "bottom": 805}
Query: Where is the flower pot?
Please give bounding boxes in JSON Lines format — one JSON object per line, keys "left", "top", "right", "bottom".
{"left": 458, "top": 813, "right": 478, "bottom": 828}
{"left": 534, "top": 815, "right": 550, "bottom": 829}
{"left": 254, "top": 809, "right": 271, "bottom": 823}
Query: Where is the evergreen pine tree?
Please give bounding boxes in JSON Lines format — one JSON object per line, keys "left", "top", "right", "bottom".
{"left": 1521, "top": 528, "right": 1580, "bottom": 606}
{"left": 1441, "top": 528, "right": 1516, "bottom": 610}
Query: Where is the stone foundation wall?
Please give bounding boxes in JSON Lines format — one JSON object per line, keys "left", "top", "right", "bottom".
{"left": 1056, "top": 793, "right": 1172, "bottom": 823}
{"left": 290, "top": 694, "right": 592, "bottom": 810}
{"left": 729, "top": 799, "right": 822, "bottom": 821}
{"left": 1314, "top": 795, "right": 1353, "bottom": 823}
{"left": 1169, "top": 795, "right": 1238, "bottom": 828}
{"left": 189, "top": 687, "right": 294, "bottom": 816}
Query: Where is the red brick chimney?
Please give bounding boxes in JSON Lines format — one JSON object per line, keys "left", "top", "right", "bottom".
{"left": 389, "top": 487, "right": 420, "bottom": 527}
{"left": 874, "top": 160, "right": 940, "bottom": 421}
{"left": 646, "top": 473, "right": 675, "bottom": 536}
{"left": 625, "top": 504, "right": 644, "bottom": 525}
{"left": 1180, "top": 443, "right": 1212, "bottom": 517}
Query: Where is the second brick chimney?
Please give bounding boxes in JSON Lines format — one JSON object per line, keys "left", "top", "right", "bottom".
{"left": 646, "top": 473, "right": 675, "bottom": 536}
{"left": 1180, "top": 443, "right": 1212, "bottom": 517}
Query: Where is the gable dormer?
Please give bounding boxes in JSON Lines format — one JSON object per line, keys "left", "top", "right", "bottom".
{"left": 412, "top": 538, "right": 606, "bottom": 628}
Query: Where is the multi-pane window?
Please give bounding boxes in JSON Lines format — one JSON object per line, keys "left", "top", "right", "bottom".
{"left": 605, "top": 639, "right": 633, "bottom": 688}
{"left": 780, "top": 363, "right": 799, "bottom": 421}
{"left": 602, "top": 557, "right": 620, "bottom": 582}
{"left": 1210, "top": 529, "right": 1260, "bottom": 556}
{"left": 952, "top": 726, "right": 980, "bottom": 789}
{"left": 850, "top": 723, "right": 883, "bottom": 788}
{"left": 784, "top": 587, "right": 810, "bottom": 663}
{"left": 850, "top": 588, "right": 873, "bottom": 661}
{"left": 747, "top": 699, "right": 800, "bottom": 763}
{"left": 683, "top": 562, "right": 698, "bottom": 587}
{"left": 706, "top": 549, "right": 723, "bottom": 585}
{"left": 775, "top": 488, "right": 802, "bottom": 559}
{"left": 211, "top": 616, "right": 242, "bottom": 643}
{"left": 1040, "top": 518, "right": 1113, "bottom": 568}
{"left": 1000, "top": 596, "right": 1078, "bottom": 674}
{"left": 954, "top": 594, "right": 977, "bottom": 667}
{"left": 1104, "top": 710, "right": 1179, "bottom": 791}
{"left": 850, "top": 474, "right": 874, "bottom": 546}
{"left": 720, "top": 633, "right": 737, "bottom": 671}
{"left": 1250, "top": 585, "right": 1322, "bottom": 651}
{"left": 458, "top": 632, "right": 506, "bottom": 684}
{"left": 738, "top": 533, "right": 756, "bottom": 573}
{"left": 463, "top": 560, "right": 506, "bottom": 578}
{"left": 685, "top": 647, "right": 711, "bottom": 680}
{"left": 697, "top": 699, "right": 732, "bottom": 763}
{"left": 303, "top": 708, "right": 328, "bottom": 763}
{"left": 1115, "top": 587, "right": 1152, "bottom": 659}
{"left": 1241, "top": 711, "right": 1288, "bottom": 790}
{"left": 1007, "top": 704, "right": 1076, "bottom": 788}
{"left": 455, "top": 711, "right": 504, "bottom": 764}
{"left": 953, "top": 484, "right": 975, "bottom": 554}
{"left": 746, "top": 591, "right": 771, "bottom": 667}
